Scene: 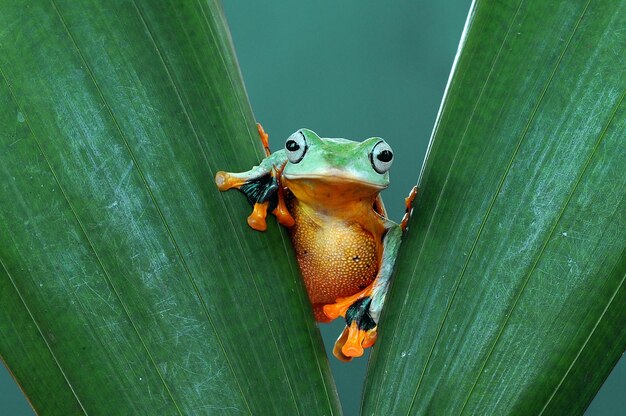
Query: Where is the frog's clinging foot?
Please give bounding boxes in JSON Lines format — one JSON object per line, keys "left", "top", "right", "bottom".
{"left": 257, "top": 123, "right": 271, "bottom": 157}
{"left": 248, "top": 202, "right": 269, "bottom": 231}
{"left": 334, "top": 322, "right": 376, "bottom": 362}
{"left": 214, "top": 124, "right": 295, "bottom": 231}
{"left": 333, "top": 323, "right": 368, "bottom": 361}
{"left": 401, "top": 185, "right": 418, "bottom": 232}
{"left": 343, "top": 322, "right": 367, "bottom": 357}
{"left": 332, "top": 297, "right": 378, "bottom": 360}
{"left": 214, "top": 169, "right": 276, "bottom": 231}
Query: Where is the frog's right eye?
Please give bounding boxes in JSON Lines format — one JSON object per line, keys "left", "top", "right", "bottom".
{"left": 370, "top": 140, "right": 394, "bottom": 174}
{"left": 285, "top": 130, "right": 308, "bottom": 164}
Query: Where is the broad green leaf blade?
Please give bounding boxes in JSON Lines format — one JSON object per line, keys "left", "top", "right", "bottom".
{"left": 0, "top": 1, "right": 339, "bottom": 415}
{"left": 363, "top": 0, "right": 626, "bottom": 415}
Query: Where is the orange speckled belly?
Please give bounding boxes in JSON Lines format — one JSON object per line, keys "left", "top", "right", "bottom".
{"left": 288, "top": 200, "right": 379, "bottom": 307}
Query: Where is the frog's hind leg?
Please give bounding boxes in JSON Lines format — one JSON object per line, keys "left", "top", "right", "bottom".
{"left": 326, "top": 186, "right": 416, "bottom": 319}
{"left": 326, "top": 224, "right": 403, "bottom": 359}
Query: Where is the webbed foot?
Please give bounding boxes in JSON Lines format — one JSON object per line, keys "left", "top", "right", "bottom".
{"left": 214, "top": 124, "right": 295, "bottom": 231}
{"left": 215, "top": 170, "right": 278, "bottom": 231}
{"left": 332, "top": 297, "right": 378, "bottom": 361}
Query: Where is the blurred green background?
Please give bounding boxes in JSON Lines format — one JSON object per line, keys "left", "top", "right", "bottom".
{"left": 1, "top": 1, "right": 624, "bottom": 415}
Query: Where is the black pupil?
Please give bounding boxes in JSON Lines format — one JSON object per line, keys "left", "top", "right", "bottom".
{"left": 286, "top": 140, "right": 300, "bottom": 152}
{"left": 377, "top": 149, "right": 393, "bottom": 162}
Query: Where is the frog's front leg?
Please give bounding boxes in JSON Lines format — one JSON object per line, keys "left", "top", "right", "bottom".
{"left": 215, "top": 149, "right": 295, "bottom": 231}
{"left": 326, "top": 223, "right": 403, "bottom": 361}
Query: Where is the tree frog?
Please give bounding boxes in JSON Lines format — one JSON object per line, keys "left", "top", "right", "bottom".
{"left": 215, "top": 125, "right": 416, "bottom": 361}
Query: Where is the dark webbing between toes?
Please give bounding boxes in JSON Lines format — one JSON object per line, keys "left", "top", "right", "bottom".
{"left": 238, "top": 174, "right": 279, "bottom": 211}
{"left": 345, "top": 297, "right": 376, "bottom": 331}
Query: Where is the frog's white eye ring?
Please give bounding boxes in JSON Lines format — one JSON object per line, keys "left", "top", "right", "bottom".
{"left": 285, "top": 130, "right": 308, "bottom": 164}
{"left": 370, "top": 141, "right": 394, "bottom": 174}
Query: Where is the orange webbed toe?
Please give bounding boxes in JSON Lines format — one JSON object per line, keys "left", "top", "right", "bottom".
{"left": 341, "top": 322, "right": 366, "bottom": 358}
{"left": 247, "top": 202, "right": 269, "bottom": 231}
{"left": 215, "top": 171, "right": 246, "bottom": 191}
{"left": 332, "top": 322, "right": 378, "bottom": 361}
{"left": 332, "top": 327, "right": 353, "bottom": 362}
{"left": 362, "top": 328, "right": 377, "bottom": 349}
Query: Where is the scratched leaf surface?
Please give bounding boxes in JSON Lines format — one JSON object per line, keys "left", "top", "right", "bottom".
{"left": 364, "top": 0, "right": 625, "bottom": 415}
{"left": 0, "top": 1, "right": 339, "bottom": 415}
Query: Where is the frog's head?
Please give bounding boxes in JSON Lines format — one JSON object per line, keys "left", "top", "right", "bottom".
{"left": 281, "top": 129, "right": 393, "bottom": 207}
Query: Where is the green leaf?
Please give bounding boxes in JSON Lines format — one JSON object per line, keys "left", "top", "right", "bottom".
{"left": 363, "top": 0, "right": 625, "bottom": 414}
{"left": 0, "top": 1, "right": 339, "bottom": 415}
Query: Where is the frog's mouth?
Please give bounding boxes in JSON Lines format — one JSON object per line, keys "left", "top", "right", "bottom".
{"left": 282, "top": 173, "right": 387, "bottom": 190}
{"left": 282, "top": 173, "right": 387, "bottom": 209}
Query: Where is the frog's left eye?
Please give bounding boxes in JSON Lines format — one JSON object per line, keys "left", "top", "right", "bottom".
{"left": 370, "top": 141, "right": 394, "bottom": 174}
{"left": 285, "top": 131, "right": 307, "bottom": 164}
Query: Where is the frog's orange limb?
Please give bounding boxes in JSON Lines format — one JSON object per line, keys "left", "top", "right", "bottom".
{"left": 341, "top": 321, "right": 367, "bottom": 358}
{"left": 332, "top": 327, "right": 353, "bottom": 362}
{"left": 248, "top": 202, "right": 269, "bottom": 231}
{"left": 271, "top": 163, "right": 295, "bottom": 227}
{"left": 322, "top": 285, "right": 373, "bottom": 320}
{"left": 362, "top": 328, "right": 377, "bottom": 348}
{"left": 215, "top": 125, "right": 296, "bottom": 232}
{"left": 215, "top": 171, "right": 274, "bottom": 231}
{"left": 272, "top": 185, "right": 295, "bottom": 227}
{"left": 257, "top": 123, "right": 271, "bottom": 157}
{"left": 332, "top": 309, "right": 379, "bottom": 360}
{"left": 215, "top": 171, "right": 246, "bottom": 191}
{"left": 400, "top": 185, "right": 418, "bottom": 232}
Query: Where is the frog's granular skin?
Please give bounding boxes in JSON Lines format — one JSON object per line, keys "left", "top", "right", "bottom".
{"left": 288, "top": 197, "right": 379, "bottom": 310}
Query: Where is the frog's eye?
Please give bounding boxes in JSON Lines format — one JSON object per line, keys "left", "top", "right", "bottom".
{"left": 285, "top": 131, "right": 307, "bottom": 164}
{"left": 370, "top": 141, "right": 394, "bottom": 174}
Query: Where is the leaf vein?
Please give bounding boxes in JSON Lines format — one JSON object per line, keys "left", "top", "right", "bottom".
{"left": 538, "top": 267, "right": 626, "bottom": 415}
{"left": 458, "top": 87, "right": 625, "bottom": 415}
{"left": 0, "top": 256, "right": 89, "bottom": 415}
{"left": 131, "top": 1, "right": 307, "bottom": 413}
{"left": 402, "top": 1, "right": 593, "bottom": 413}
{"left": 1, "top": 42, "right": 181, "bottom": 415}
